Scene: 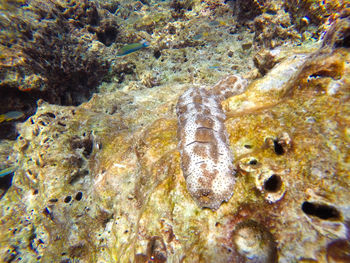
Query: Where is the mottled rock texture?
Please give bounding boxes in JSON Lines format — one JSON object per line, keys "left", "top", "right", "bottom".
{"left": 1, "top": 34, "right": 350, "bottom": 262}
{"left": 0, "top": 2, "right": 349, "bottom": 263}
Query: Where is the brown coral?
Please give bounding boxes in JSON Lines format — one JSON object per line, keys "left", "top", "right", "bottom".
{"left": 0, "top": 0, "right": 117, "bottom": 106}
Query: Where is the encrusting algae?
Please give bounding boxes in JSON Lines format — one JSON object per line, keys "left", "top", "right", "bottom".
{"left": 0, "top": 1, "right": 350, "bottom": 263}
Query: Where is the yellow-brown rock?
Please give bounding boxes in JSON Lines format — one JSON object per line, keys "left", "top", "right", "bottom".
{"left": 0, "top": 3, "right": 350, "bottom": 263}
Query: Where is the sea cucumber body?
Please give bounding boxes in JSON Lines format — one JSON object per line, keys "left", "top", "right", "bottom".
{"left": 176, "top": 75, "right": 247, "bottom": 210}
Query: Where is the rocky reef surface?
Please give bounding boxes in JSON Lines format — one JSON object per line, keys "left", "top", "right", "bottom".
{"left": 0, "top": 0, "right": 350, "bottom": 262}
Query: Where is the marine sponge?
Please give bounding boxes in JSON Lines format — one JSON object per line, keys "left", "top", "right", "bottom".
{"left": 176, "top": 75, "right": 247, "bottom": 210}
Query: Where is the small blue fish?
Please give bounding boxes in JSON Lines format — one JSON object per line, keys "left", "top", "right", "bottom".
{"left": 116, "top": 41, "right": 149, "bottom": 56}
{"left": 0, "top": 166, "right": 17, "bottom": 178}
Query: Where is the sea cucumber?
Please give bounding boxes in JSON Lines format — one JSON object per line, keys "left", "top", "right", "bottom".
{"left": 176, "top": 75, "right": 247, "bottom": 210}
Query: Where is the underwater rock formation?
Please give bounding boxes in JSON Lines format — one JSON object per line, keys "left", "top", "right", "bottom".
{"left": 0, "top": 0, "right": 116, "bottom": 111}
{"left": 0, "top": 0, "right": 121, "bottom": 139}
{"left": 232, "top": 220, "right": 278, "bottom": 262}
{"left": 252, "top": 1, "right": 300, "bottom": 49}
{"left": 0, "top": 1, "right": 349, "bottom": 263}
{"left": 1, "top": 33, "right": 349, "bottom": 261}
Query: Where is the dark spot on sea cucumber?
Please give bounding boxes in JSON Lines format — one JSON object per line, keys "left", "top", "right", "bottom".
{"left": 244, "top": 144, "right": 252, "bottom": 149}
{"left": 264, "top": 174, "right": 282, "bottom": 192}
{"left": 195, "top": 129, "right": 215, "bottom": 142}
{"left": 302, "top": 201, "right": 341, "bottom": 220}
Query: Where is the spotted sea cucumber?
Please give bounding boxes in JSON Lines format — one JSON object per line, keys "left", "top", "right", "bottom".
{"left": 176, "top": 75, "right": 247, "bottom": 210}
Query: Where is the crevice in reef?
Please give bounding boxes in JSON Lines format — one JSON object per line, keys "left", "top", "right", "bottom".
{"left": 302, "top": 201, "right": 342, "bottom": 221}
{"left": 0, "top": 0, "right": 117, "bottom": 139}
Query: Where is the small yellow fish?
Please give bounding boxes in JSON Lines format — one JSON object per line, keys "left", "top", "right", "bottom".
{"left": 0, "top": 111, "right": 24, "bottom": 123}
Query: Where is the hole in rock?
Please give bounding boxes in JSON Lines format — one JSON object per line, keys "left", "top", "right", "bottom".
{"left": 309, "top": 71, "right": 330, "bottom": 80}
{"left": 57, "top": 121, "right": 66, "bottom": 127}
{"left": 0, "top": 172, "right": 14, "bottom": 198}
{"left": 334, "top": 26, "right": 350, "bottom": 48}
{"left": 341, "top": 34, "right": 350, "bottom": 48}
{"left": 104, "top": 2, "right": 119, "bottom": 14}
{"left": 75, "top": 192, "right": 83, "bottom": 201}
{"left": 41, "top": 112, "right": 56, "bottom": 119}
{"left": 264, "top": 174, "right": 282, "bottom": 192}
{"left": 154, "top": 50, "right": 161, "bottom": 59}
{"left": 302, "top": 201, "right": 341, "bottom": 220}
{"left": 64, "top": 196, "right": 72, "bottom": 203}
{"left": 273, "top": 140, "right": 284, "bottom": 155}
{"left": 70, "top": 136, "right": 93, "bottom": 158}
{"left": 96, "top": 25, "right": 118, "bottom": 47}
{"left": 249, "top": 159, "right": 258, "bottom": 165}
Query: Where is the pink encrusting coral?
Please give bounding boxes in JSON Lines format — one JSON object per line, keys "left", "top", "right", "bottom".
{"left": 176, "top": 75, "right": 247, "bottom": 210}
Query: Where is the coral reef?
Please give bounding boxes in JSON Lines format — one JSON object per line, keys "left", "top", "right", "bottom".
{"left": 0, "top": 0, "right": 349, "bottom": 262}
{"left": 321, "top": 7, "right": 350, "bottom": 50}
{"left": 0, "top": 0, "right": 120, "bottom": 138}
{"left": 284, "top": 0, "right": 348, "bottom": 36}
{"left": 0, "top": 0, "right": 115, "bottom": 103}
{"left": 1, "top": 19, "right": 350, "bottom": 261}
{"left": 252, "top": 1, "right": 300, "bottom": 49}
